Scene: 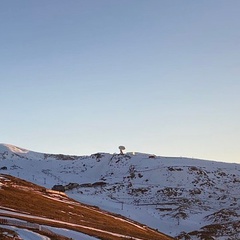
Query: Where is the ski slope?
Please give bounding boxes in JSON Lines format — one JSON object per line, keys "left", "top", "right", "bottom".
{"left": 1, "top": 143, "right": 240, "bottom": 239}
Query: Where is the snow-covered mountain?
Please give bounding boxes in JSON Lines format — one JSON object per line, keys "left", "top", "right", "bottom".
{"left": 1, "top": 143, "right": 240, "bottom": 239}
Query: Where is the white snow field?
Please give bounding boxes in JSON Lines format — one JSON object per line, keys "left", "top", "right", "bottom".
{"left": 0, "top": 143, "right": 240, "bottom": 239}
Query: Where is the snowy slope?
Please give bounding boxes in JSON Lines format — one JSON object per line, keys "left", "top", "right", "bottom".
{"left": 0, "top": 143, "right": 240, "bottom": 239}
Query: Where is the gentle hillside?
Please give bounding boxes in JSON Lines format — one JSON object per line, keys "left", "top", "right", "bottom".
{"left": 1, "top": 143, "right": 240, "bottom": 239}
{"left": 0, "top": 174, "right": 172, "bottom": 240}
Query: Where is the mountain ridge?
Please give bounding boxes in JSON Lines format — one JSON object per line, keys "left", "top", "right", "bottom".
{"left": 1, "top": 143, "right": 240, "bottom": 239}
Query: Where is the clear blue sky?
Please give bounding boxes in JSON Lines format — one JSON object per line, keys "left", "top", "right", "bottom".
{"left": 1, "top": 1, "right": 240, "bottom": 163}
